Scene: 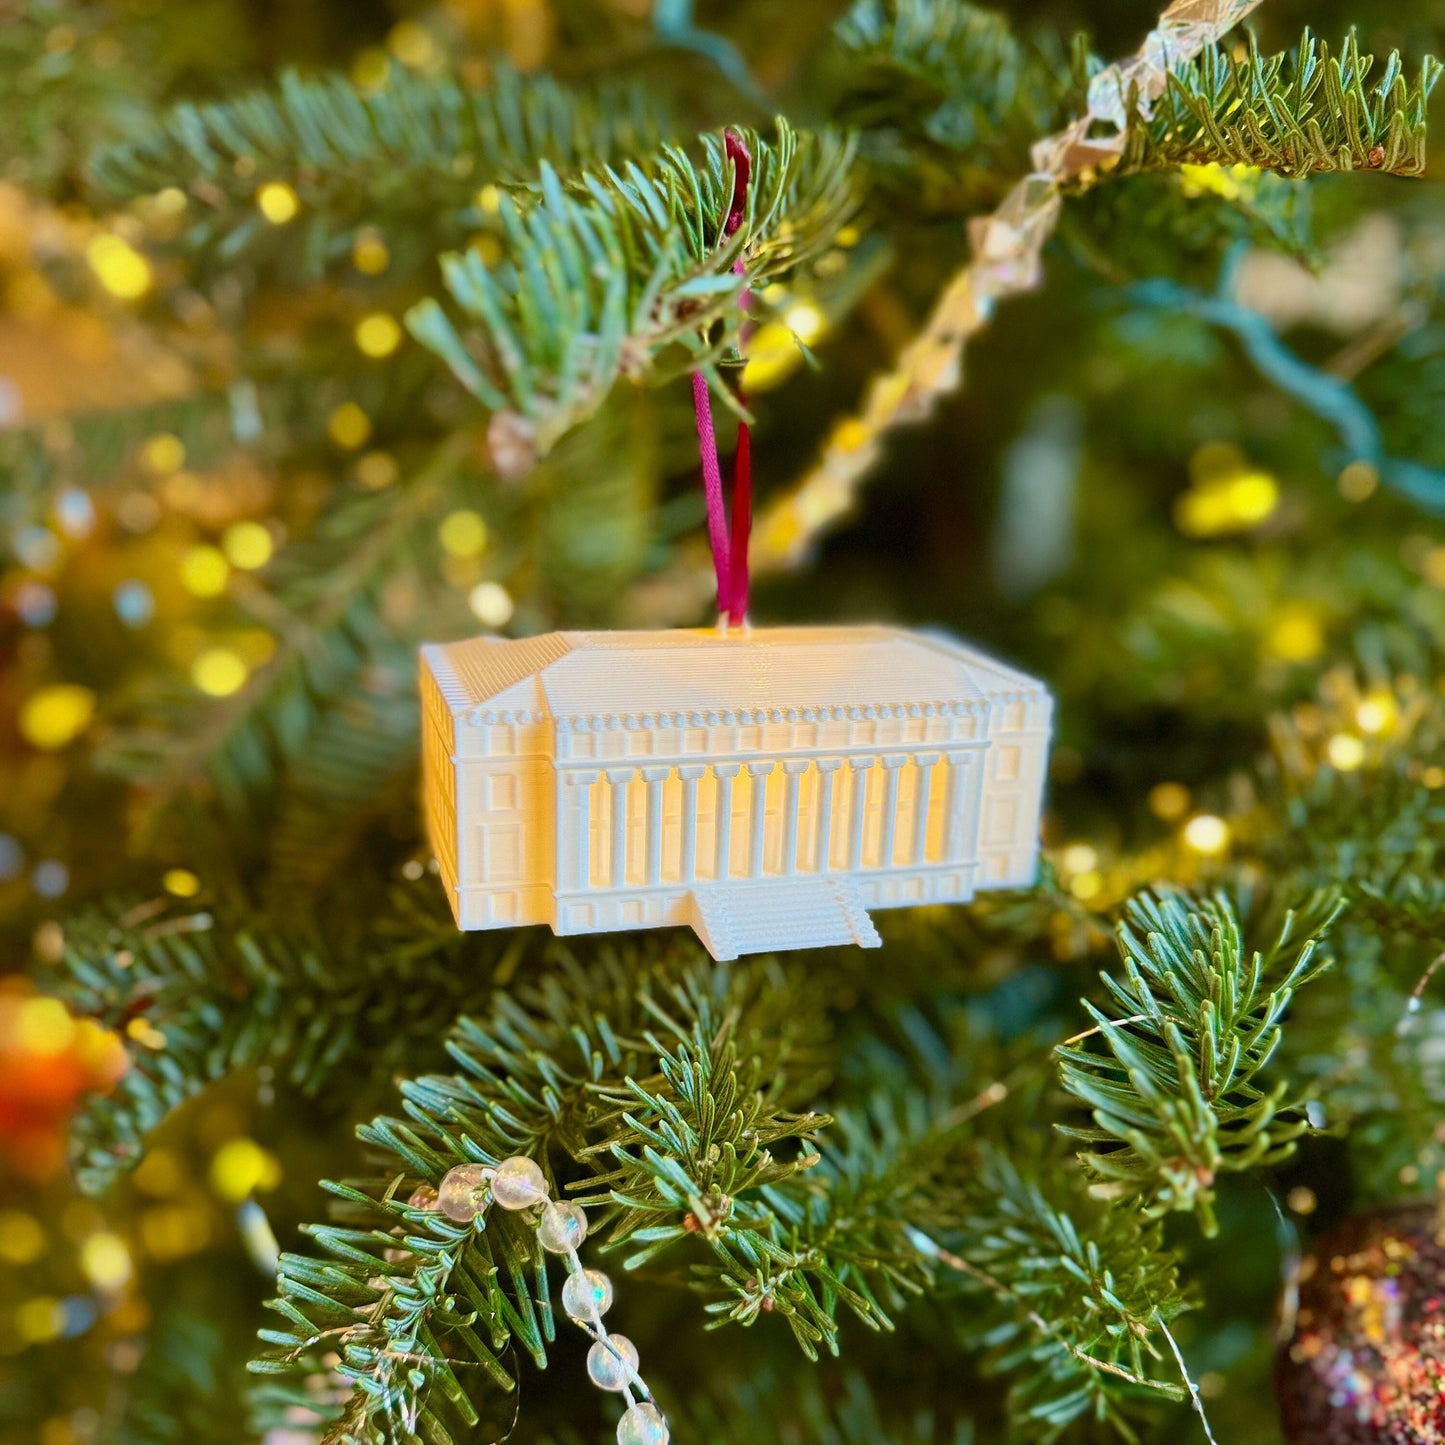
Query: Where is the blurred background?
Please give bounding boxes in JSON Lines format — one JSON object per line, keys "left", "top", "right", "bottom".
{"left": 1, "top": 1, "right": 1443, "bottom": 1442}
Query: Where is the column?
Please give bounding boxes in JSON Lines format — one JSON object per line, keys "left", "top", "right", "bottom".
{"left": 847, "top": 758, "right": 872, "bottom": 872}
{"left": 713, "top": 763, "right": 739, "bottom": 880}
{"left": 911, "top": 753, "right": 940, "bottom": 866}
{"left": 814, "top": 759, "right": 842, "bottom": 873}
{"left": 942, "top": 752, "right": 977, "bottom": 862}
{"left": 642, "top": 767, "right": 671, "bottom": 885}
{"left": 780, "top": 761, "right": 810, "bottom": 875}
{"left": 678, "top": 765, "right": 707, "bottom": 883}
{"left": 605, "top": 767, "right": 632, "bottom": 888}
{"left": 879, "top": 755, "right": 907, "bottom": 870}
{"left": 746, "top": 761, "right": 774, "bottom": 876}
{"left": 567, "top": 770, "right": 599, "bottom": 889}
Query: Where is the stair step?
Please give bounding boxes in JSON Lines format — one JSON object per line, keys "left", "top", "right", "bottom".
{"left": 689, "top": 877, "right": 882, "bottom": 961}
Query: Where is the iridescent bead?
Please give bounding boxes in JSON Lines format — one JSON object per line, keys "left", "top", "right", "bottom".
{"left": 617, "top": 1401, "right": 668, "bottom": 1445}
{"left": 561, "top": 1267, "right": 614, "bottom": 1324}
{"left": 491, "top": 1155, "right": 549, "bottom": 1211}
{"left": 437, "top": 1163, "right": 493, "bottom": 1222}
{"left": 586, "top": 1334, "right": 638, "bottom": 1392}
{"left": 537, "top": 1200, "right": 587, "bottom": 1254}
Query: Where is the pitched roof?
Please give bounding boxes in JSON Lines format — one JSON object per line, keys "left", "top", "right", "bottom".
{"left": 424, "top": 626, "right": 1046, "bottom": 725}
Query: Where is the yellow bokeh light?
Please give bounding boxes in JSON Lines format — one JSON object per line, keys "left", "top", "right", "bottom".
{"left": 741, "top": 322, "right": 805, "bottom": 392}
{"left": 354, "top": 312, "right": 403, "bottom": 358}
{"left": 356, "top": 451, "right": 399, "bottom": 491}
{"left": 351, "top": 46, "right": 390, "bottom": 92}
{"left": 1355, "top": 691, "right": 1398, "bottom": 736}
{"left": 1176, "top": 469, "right": 1279, "bottom": 537}
{"left": 162, "top": 869, "right": 201, "bottom": 898}
{"left": 1182, "top": 813, "right": 1230, "bottom": 856}
{"left": 352, "top": 231, "right": 390, "bottom": 275}
{"left": 191, "top": 648, "right": 248, "bottom": 698}
{"left": 439, "top": 509, "right": 488, "bottom": 558}
{"left": 468, "top": 580, "right": 514, "bottom": 628}
{"left": 126, "top": 1017, "right": 168, "bottom": 1051}
{"left": 0, "top": 1211, "right": 46, "bottom": 1266}
{"left": 256, "top": 182, "right": 300, "bottom": 225}
{"left": 14, "top": 997, "right": 75, "bottom": 1056}
{"left": 1226, "top": 470, "right": 1279, "bottom": 524}
{"left": 1179, "top": 162, "right": 1261, "bottom": 201}
{"left": 784, "top": 302, "right": 825, "bottom": 344}
{"left": 327, "top": 402, "right": 372, "bottom": 450}
{"left": 210, "top": 1138, "right": 282, "bottom": 1202}
{"left": 86, "top": 234, "right": 152, "bottom": 299}
{"left": 1423, "top": 766, "right": 1445, "bottom": 790}
{"left": 1148, "top": 781, "right": 1192, "bottom": 822}
{"left": 1338, "top": 461, "right": 1379, "bottom": 502}
{"left": 1059, "top": 843, "right": 1097, "bottom": 874}
{"left": 387, "top": 19, "right": 439, "bottom": 69}
{"left": 180, "top": 545, "right": 230, "bottom": 598}
{"left": 476, "top": 183, "right": 502, "bottom": 214}
{"left": 16, "top": 1296, "right": 64, "bottom": 1344}
{"left": 139, "top": 432, "right": 185, "bottom": 475}
{"left": 20, "top": 684, "right": 96, "bottom": 750}
{"left": 1264, "top": 603, "right": 1325, "bottom": 664}
{"left": 1422, "top": 546, "right": 1445, "bottom": 589}
{"left": 222, "top": 521, "right": 273, "bottom": 570}
{"left": 1326, "top": 733, "right": 1366, "bottom": 771}
{"left": 80, "top": 1232, "right": 132, "bottom": 1291}
{"left": 1069, "top": 870, "right": 1103, "bottom": 901}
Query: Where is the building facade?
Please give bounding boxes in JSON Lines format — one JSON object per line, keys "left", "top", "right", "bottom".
{"left": 421, "top": 626, "right": 1051, "bottom": 960}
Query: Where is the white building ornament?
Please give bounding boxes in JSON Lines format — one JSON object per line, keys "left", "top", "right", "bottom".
{"left": 420, "top": 626, "right": 1052, "bottom": 961}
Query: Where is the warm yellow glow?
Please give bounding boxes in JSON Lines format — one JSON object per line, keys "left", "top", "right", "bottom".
{"left": 350, "top": 46, "right": 390, "bottom": 92}
{"left": 1264, "top": 603, "right": 1325, "bottom": 664}
{"left": 327, "top": 402, "right": 372, "bottom": 450}
{"left": 20, "top": 684, "right": 96, "bottom": 750}
{"left": 387, "top": 18, "right": 439, "bottom": 69}
{"left": 14, "top": 997, "right": 76, "bottom": 1055}
{"left": 126, "top": 1017, "right": 168, "bottom": 1050}
{"left": 1422, "top": 546, "right": 1445, "bottom": 589}
{"left": 1179, "top": 162, "right": 1261, "bottom": 201}
{"left": 356, "top": 451, "right": 399, "bottom": 491}
{"left": 1326, "top": 733, "right": 1366, "bottom": 771}
{"left": 222, "top": 521, "right": 273, "bottom": 570}
{"left": 191, "top": 648, "right": 248, "bottom": 697}
{"left": 476, "top": 183, "right": 502, "bottom": 214}
{"left": 784, "top": 302, "right": 825, "bottom": 344}
{"left": 354, "top": 312, "right": 403, "bottom": 358}
{"left": 256, "top": 182, "right": 300, "bottom": 225}
{"left": 1337, "top": 461, "right": 1379, "bottom": 502}
{"left": 80, "top": 1232, "right": 132, "bottom": 1291}
{"left": 87, "top": 234, "right": 152, "bottom": 299}
{"left": 162, "top": 868, "right": 201, "bottom": 898}
{"left": 1355, "top": 691, "right": 1398, "bottom": 736}
{"left": 1069, "top": 870, "right": 1103, "bottom": 901}
{"left": 1423, "top": 766, "right": 1445, "bottom": 790}
{"left": 0, "top": 1211, "right": 46, "bottom": 1266}
{"left": 1059, "top": 843, "right": 1097, "bottom": 874}
{"left": 439, "top": 509, "right": 488, "bottom": 558}
{"left": 352, "top": 230, "right": 391, "bottom": 275}
{"left": 180, "top": 546, "right": 230, "bottom": 597}
{"left": 741, "top": 322, "right": 805, "bottom": 392}
{"left": 1176, "top": 468, "right": 1279, "bottom": 537}
{"left": 468, "top": 580, "right": 514, "bottom": 627}
{"left": 210, "top": 1138, "right": 282, "bottom": 1202}
{"left": 1147, "top": 781, "right": 1191, "bottom": 822}
{"left": 16, "top": 1296, "right": 64, "bottom": 1344}
{"left": 1182, "top": 813, "right": 1230, "bottom": 855}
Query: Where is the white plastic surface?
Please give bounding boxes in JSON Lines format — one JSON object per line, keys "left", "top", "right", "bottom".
{"left": 420, "top": 625, "right": 1052, "bottom": 960}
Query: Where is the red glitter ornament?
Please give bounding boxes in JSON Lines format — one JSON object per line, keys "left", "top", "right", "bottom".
{"left": 1276, "top": 1203, "right": 1445, "bottom": 1445}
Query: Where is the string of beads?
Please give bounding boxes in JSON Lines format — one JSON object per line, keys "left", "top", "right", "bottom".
{"left": 437, "top": 1156, "right": 669, "bottom": 1445}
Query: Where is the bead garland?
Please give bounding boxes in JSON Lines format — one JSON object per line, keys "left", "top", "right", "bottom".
{"left": 437, "top": 1156, "right": 669, "bottom": 1445}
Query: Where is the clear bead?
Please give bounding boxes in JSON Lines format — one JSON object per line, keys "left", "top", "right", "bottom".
{"left": 537, "top": 1200, "right": 588, "bottom": 1254}
{"left": 616, "top": 1401, "right": 668, "bottom": 1445}
{"left": 561, "top": 1267, "right": 614, "bottom": 1324}
{"left": 491, "top": 1155, "right": 549, "bottom": 1211}
{"left": 587, "top": 1334, "right": 638, "bottom": 1392}
{"left": 437, "top": 1163, "right": 493, "bottom": 1222}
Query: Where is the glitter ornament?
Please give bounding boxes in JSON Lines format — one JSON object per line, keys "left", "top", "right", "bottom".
{"left": 586, "top": 1333, "right": 639, "bottom": 1392}
{"left": 561, "top": 1267, "right": 614, "bottom": 1324}
{"left": 436, "top": 1163, "right": 493, "bottom": 1222}
{"left": 617, "top": 1401, "right": 669, "bottom": 1445}
{"left": 1275, "top": 1203, "right": 1445, "bottom": 1444}
{"left": 490, "top": 1155, "right": 548, "bottom": 1210}
{"left": 537, "top": 1199, "right": 588, "bottom": 1253}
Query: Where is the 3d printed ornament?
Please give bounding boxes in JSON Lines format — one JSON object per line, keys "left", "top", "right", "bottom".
{"left": 420, "top": 625, "right": 1051, "bottom": 960}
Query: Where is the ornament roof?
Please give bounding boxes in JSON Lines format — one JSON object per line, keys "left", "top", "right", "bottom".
{"left": 423, "top": 626, "right": 1046, "bottom": 728}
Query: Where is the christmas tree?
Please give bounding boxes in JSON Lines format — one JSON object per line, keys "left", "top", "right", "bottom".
{"left": 3, "top": 0, "right": 1444, "bottom": 1441}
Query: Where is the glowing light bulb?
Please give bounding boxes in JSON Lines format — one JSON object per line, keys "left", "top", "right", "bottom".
{"left": 256, "top": 182, "right": 300, "bottom": 225}
{"left": 87, "top": 235, "right": 152, "bottom": 299}
{"left": 355, "top": 312, "right": 403, "bottom": 358}
{"left": 1182, "top": 814, "right": 1230, "bottom": 856}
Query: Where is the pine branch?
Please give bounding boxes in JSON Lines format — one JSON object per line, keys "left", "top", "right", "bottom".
{"left": 55, "top": 887, "right": 507, "bottom": 1195}
{"left": 1057, "top": 888, "right": 1340, "bottom": 1235}
{"left": 406, "top": 121, "right": 858, "bottom": 475}
{"left": 1119, "top": 31, "right": 1441, "bottom": 179}
{"left": 88, "top": 64, "right": 671, "bottom": 271}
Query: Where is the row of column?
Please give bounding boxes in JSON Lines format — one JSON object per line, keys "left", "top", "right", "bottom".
{"left": 565, "top": 751, "right": 974, "bottom": 893}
